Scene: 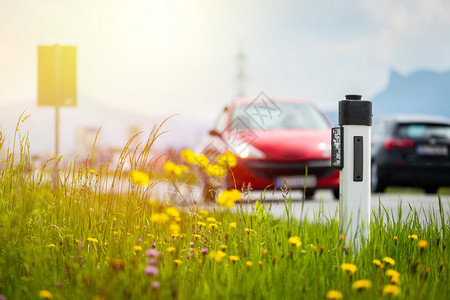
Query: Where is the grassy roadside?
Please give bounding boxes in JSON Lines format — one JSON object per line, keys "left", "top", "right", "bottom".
{"left": 0, "top": 118, "right": 449, "bottom": 300}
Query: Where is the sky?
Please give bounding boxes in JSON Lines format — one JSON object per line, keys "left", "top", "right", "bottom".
{"left": 2, "top": 0, "right": 450, "bottom": 123}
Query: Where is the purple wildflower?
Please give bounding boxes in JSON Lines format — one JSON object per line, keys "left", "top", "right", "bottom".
{"left": 146, "top": 248, "right": 161, "bottom": 258}
{"left": 151, "top": 281, "right": 160, "bottom": 290}
{"left": 144, "top": 265, "right": 159, "bottom": 276}
{"left": 201, "top": 248, "right": 209, "bottom": 255}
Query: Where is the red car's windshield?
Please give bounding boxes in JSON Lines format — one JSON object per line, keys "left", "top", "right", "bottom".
{"left": 231, "top": 102, "right": 329, "bottom": 130}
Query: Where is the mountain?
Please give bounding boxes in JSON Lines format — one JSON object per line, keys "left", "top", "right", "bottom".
{"left": 0, "top": 98, "right": 210, "bottom": 156}
{"left": 372, "top": 69, "right": 450, "bottom": 119}
{"left": 324, "top": 69, "right": 450, "bottom": 125}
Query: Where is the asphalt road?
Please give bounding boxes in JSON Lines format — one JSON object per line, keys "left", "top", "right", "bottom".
{"left": 237, "top": 189, "right": 450, "bottom": 224}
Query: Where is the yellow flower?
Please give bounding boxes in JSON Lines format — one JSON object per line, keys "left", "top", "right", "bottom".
{"left": 134, "top": 245, "right": 142, "bottom": 252}
{"left": 174, "top": 259, "right": 182, "bottom": 265}
{"left": 341, "top": 263, "right": 357, "bottom": 274}
{"left": 169, "top": 223, "right": 181, "bottom": 235}
{"left": 391, "top": 276, "right": 400, "bottom": 285}
{"left": 193, "top": 234, "right": 201, "bottom": 239}
{"left": 229, "top": 222, "right": 237, "bottom": 229}
{"left": 352, "top": 279, "right": 372, "bottom": 290}
{"left": 418, "top": 240, "right": 428, "bottom": 250}
{"left": 393, "top": 236, "right": 398, "bottom": 241}
{"left": 217, "top": 151, "right": 237, "bottom": 168}
{"left": 386, "top": 269, "right": 400, "bottom": 278}
{"left": 288, "top": 236, "right": 302, "bottom": 247}
{"left": 206, "top": 217, "right": 216, "bottom": 223}
{"left": 217, "top": 189, "right": 242, "bottom": 208}
{"left": 166, "top": 207, "right": 180, "bottom": 218}
{"left": 129, "top": 170, "right": 150, "bottom": 186}
{"left": 209, "top": 223, "right": 218, "bottom": 229}
{"left": 245, "top": 228, "right": 254, "bottom": 233}
{"left": 167, "top": 247, "right": 176, "bottom": 253}
{"left": 163, "top": 161, "right": 189, "bottom": 177}
{"left": 408, "top": 234, "right": 418, "bottom": 240}
{"left": 326, "top": 290, "right": 343, "bottom": 299}
{"left": 211, "top": 250, "right": 226, "bottom": 262}
{"left": 372, "top": 259, "right": 384, "bottom": 268}
{"left": 39, "top": 290, "right": 54, "bottom": 299}
{"left": 204, "top": 163, "right": 227, "bottom": 177}
{"left": 151, "top": 212, "right": 169, "bottom": 224}
{"left": 197, "top": 221, "right": 206, "bottom": 227}
{"left": 220, "top": 245, "right": 228, "bottom": 250}
{"left": 180, "top": 149, "right": 198, "bottom": 165}
{"left": 87, "top": 237, "right": 98, "bottom": 243}
{"left": 47, "top": 244, "right": 56, "bottom": 248}
{"left": 199, "top": 210, "right": 208, "bottom": 216}
{"left": 229, "top": 255, "right": 239, "bottom": 262}
{"left": 382, "top": 285, "right": 401, "bottom": 296}
{"left": 383, "top": 257, "right": 395, "bottom": 266}
{"left": 246, "top": 261, "right": 253, "bottom": 268}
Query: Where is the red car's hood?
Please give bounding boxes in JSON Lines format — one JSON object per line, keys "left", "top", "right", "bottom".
{"left": 248, "top": 128, "right": 331, "bottom": 160}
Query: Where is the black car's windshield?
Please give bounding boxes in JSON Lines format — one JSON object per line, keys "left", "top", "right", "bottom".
{"left": 396, "top": 123, "right": 450, "bottom": 139}
{"left": 231, "top": 102, "right": 329, "bottom": 130}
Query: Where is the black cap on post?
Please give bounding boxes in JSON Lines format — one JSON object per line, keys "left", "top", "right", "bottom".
{"left": 339, "top": 94, "right": 372, "bottom": 126}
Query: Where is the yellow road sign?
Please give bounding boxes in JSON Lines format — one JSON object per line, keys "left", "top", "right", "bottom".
{"left": 38, "top": 45, "right": 77, "bottom": 106}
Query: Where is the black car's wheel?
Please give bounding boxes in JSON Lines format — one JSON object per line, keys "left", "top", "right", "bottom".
{"left": 332, "top": 188, "right": 340, "bottom": 200}
{"left": 371, "top": 161, "right": 387, "bottom": 193}
{"left": 424, "top": 186, "right": 439, "bottom": 194}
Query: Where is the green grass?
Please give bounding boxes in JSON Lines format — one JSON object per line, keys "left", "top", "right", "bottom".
{"left": 0, "top": 118, "right": 449, "bottom": 300}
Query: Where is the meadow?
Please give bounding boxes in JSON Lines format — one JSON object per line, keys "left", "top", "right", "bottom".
{"left": 0, "top": 117, "right": 449, "bottom": 300}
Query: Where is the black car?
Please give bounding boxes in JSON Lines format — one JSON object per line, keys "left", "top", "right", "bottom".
{"left": 371, "top": 115, "right": 450, "bottom": 193}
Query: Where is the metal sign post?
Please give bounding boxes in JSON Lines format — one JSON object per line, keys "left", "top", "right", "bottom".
{"left": 332, "top": 95, "right": 372, "bottom": 248}
{"left": 38, "top": 44, "right": 77, "bottom": 156}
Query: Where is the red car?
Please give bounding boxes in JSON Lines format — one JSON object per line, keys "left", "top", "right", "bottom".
{"left": 202, "top": 97, "right": 339, "bottom": 199}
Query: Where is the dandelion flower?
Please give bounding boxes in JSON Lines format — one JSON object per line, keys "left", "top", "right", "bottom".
{"left": 288, "top": 236, "right": 302, "bottom": 247}
{"left": 408, "top": 234, "right": 418, "bottom": 240}
{"left": 386, "top": 269, "right": 400, "bottom": 278}
{"left": 217, "top": 189, "right": 242, "bottom": 208}
{"left": 174, "top": 259, "right": 182, "bottom": 265}
{"left": 129, "top": 170, "right": 150, "bottom": 186}
{"left": 199, "top": 209, "right": 208, "bottom": 216}
{"left": 193, "top": 234, "right": 201, "bottom": 239}
{"left": 134, "top": 245, "right": 142, "bottom": 252}
{"left": 39, "top": 290, "right": 53, "bottom": 299}
{"left": 372, "top": 259, "right": 384, "bottom": 268}
{"left": 169, "top": 223, "right": 181, "bottom": 235}
{"left": 167, "top": 247, "right": 176, "bottom": 253}
{"left": 217, "top": 151, "right": 237, "bottom": 168}
{"left": 197, "top": 221, "right": 206, "bottom": 227}
{"left": 151, "top": 213, "right": 169, "bottom": 224}
{"left": 209, "top": 223, "right": 218, "bottom": 229}
{"left": 246, "top": 261, "right": 253, "bottom": 268}
{"left": 326, "top": 290, "right": 343, "bottom": 299}
{"left": 204, "top": 163, "right": 227, "bottom": 177}
{"left": 352, "top": 279, "right": 372, "bottom": 290}
{"left": 383, "top": 257, "right": 395, "bottom": 266}
{"left": 229, "top": 222, "right": 237, "bottom": 229}
{"left": 47, "top": 244, "right": 56, "bottom": 248}
{"left": 229, "top": 255, "right": 239, "bottom": 262}
{"left": 341, "top": 263, "right": 357, "bottom": 274}
{"left": 87, "top": 237, "right": 98, "bottom": 243}
{"left": 382, "top": 285, "right": 401, "bottom": 296}
{"left": 211, "top": 250, "right": 226, "bottom": 262}
{"left": 418, "top": 240, "right": 428, "bottom": 250}
{"left": 206, "top": 217, "right": 216, "bottom": 223}
{"left": 180, "top": 149, "right": 198, "bottom": 165}
{"left": 165, "top": 207, "right": 180, "bottom": 218}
